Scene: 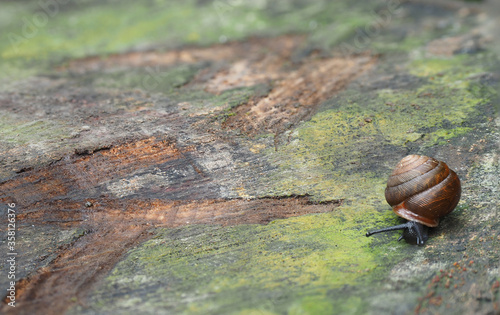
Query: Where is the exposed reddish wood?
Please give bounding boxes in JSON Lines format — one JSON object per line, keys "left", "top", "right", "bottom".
{"left": 222, "top": 54, "right": 377, "bottom": 136}
{"left": 0, "top": 135, "right": 340, "bottom": 315}
{"left": 7, "top": 224, "right": 149, "bottom": 315}
{"left": 55, "top": 35, "right": 378, "bottom": 138}
{"left": 18, "top": 197, "right": 342, "bottom": 228}
{"left": 3, "top": 196, "right": 340, "bottom": 315}
{"left": 1, "top": 32, "right": 368, "bottom": 315}
{"left": 0, "top": 136, "right": 187, "bottom": 207}
{"left": 60, "top": 35, "right": 306, "bottom": 74}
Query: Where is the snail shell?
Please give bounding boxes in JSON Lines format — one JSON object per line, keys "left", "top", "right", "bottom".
{"left": 385, "top": 155, "right": 461, "bottom": 227}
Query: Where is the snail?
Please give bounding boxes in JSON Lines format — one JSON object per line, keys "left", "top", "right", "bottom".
{"left": 366, "top": 155, "right": 461, "bottom": 245}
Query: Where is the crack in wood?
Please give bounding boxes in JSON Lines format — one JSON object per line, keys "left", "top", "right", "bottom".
{"left": 0, "top": 135, "right": 341, "bottom": 315}
{"left": 3, "top": 196, "right": 341, "bottom": 314}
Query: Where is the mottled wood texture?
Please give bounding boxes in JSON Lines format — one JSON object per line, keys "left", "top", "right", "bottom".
{"left": 1, "top": 0, "right": 499, "bottom": 314}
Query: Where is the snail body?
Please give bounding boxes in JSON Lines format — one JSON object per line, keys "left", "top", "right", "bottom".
{"left": 366, "top": 155, "right": 461, "bottom": 245}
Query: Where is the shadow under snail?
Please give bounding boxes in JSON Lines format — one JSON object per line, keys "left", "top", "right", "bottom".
{"left": 366, "top": 155, "right": 461, "bottom": 245}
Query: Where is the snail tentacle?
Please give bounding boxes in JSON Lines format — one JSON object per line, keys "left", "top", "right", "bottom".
{"left": 366, "top": 221, "right": 428, "bottom": 245}
{"left": 365, "top": 223, "right": 411, "bottom": 237}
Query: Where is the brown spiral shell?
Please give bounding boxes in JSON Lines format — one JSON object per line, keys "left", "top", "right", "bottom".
{"left": 385, "top": 155, "right": 461, "bottom": 227}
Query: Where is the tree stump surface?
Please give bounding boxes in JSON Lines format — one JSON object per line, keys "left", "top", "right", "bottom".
{"left": 0, "top": 1, "right": 499, "bottom": 314}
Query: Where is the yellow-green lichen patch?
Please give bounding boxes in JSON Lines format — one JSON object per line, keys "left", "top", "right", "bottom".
{"left": 409, "top": 55, "right": 485, "bottom": 88}
{"left": 287, "top": 295, "right": 334, "bottom": 315}
{"left": 262, "top": 55, "right": 488, "bottom": 201}
{"left": 426, "top": 127, "right": 472, "bottom": 146}
{"left": 0, "top": 0, "right": 384, "bottom": 83}
{"left": 80, "top": 205, "right": 402, "bottom": 314}
{"left": 377, "top": 86, "right": 481, "bottom": 146}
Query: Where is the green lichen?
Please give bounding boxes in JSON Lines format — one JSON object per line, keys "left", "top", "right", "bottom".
{"left": 287, "top": 295, "right": 335, "bottom": 315}
{"left": 78, "top": 206, "right": 402, "bottom": 314}
{"left": 0, "top": 0, "right": 371, "bottom": 82}
{"left": 4, "top": 0, "right": 458, "bottom": 83}
{"left": 410, "top": 56, "right": 484, "bottom": 87}
{"left": 261, "top": 54, "right": 487, "bottom": 201}
{"left": 427, "top": 127, "right": 472, "bottom": 145}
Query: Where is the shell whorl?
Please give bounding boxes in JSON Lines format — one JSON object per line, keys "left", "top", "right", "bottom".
{"left": 385, "top": 155, "right": 461, "bottom": 227}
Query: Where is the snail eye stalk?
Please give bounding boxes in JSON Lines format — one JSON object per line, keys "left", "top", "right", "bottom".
{"left": 366, "top": 221, "right": 428, "bottom": 245}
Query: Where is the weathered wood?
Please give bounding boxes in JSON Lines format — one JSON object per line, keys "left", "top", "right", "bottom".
{"left": 0, "top": 0, "right": 499, "bottom": 314}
